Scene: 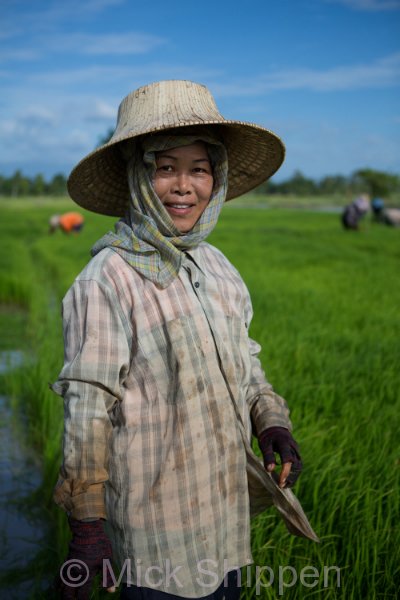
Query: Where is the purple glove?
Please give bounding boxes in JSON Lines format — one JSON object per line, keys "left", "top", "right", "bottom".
{"left": 56, "top": 518, "right": 114, "bottom": 599}
{"left": 258, "top": 426, "right": 303, "bottom": 487}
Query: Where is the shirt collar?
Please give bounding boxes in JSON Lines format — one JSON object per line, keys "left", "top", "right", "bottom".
{"left": 184, "top": 245, "right": 207, "bottom": 276}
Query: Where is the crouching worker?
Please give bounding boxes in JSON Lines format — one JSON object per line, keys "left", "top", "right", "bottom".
{"left": 52, "top": 80, "right": 318, "bottom": 600}
{"left": 49, "top": 211, "right": 84, "bottom": 234}
{"left": 341, "top": 194, "right": 370, "bottom": 230}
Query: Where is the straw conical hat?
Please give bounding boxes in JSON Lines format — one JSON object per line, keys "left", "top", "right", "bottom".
{"left": 68, "top": 80, "right": 285, "bottom": 216}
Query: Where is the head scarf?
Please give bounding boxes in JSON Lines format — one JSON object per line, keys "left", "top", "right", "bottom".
{"left": 91, "top": 133, "right": 228, "bottom": 288}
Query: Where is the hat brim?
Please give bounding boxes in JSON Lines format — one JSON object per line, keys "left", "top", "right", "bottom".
{"left": 67, "top": 121, "right": 285, "bottom": 217}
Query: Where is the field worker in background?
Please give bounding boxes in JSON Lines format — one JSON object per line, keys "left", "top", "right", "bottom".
{"left": 52, "top": 80, "right": 318, "bottom": 600}
{"left": 341, "top": 193, "right": 370, "bottom": 230}
{"left": 371, "top": 197, "right": 385, "bottom": 222}
{"left": 49, "top": 211, "right": 84, "bottom": 234}
{"left": 383, "top": 207, "right": 400, "bottom": 227}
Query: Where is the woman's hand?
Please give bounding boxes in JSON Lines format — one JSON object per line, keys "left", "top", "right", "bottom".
{"left": 56, "top": 518, "right": 116, "bottom": 599}
{"left": 258, "top": 426, "right": 303, "bottom": 488}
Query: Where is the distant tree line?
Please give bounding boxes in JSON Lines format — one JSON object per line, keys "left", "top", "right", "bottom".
{"left": 0, "top": 171, "right": 68, "bottom": 197}
{"left": 0, "top": 167, "right": 399, "bottom": 199}
{"left": 257, "top": 168, "right": 400, "bottom": 199}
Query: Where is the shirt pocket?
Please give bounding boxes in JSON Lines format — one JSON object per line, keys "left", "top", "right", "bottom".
{"left": 211, "top": 314, "right": 251, "bottom": 380}
{"left": 136, "top": 316, "right": 192, "bottom": 405}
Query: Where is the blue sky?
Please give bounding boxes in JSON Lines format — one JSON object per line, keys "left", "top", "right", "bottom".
{"left": 1, "top": 0, "right": 399, "bottom": 182}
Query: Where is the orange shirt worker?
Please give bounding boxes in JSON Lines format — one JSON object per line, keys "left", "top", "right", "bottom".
{"left": 49, "top": 212, "right": 84, "bottom": 234}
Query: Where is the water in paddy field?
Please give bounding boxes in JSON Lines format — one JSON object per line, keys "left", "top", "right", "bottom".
{"left": 0, "top": 350, "right": 48, "bottom": 598}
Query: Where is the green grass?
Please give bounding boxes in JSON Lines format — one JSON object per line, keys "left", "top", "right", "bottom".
{"left": 0, "top": 197, "right": 399, "bottom": 598}
{"left": 226, "top": 192, "right": 400, "bottom": 209}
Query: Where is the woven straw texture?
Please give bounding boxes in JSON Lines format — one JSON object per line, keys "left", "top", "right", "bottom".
{"left": 68, "top": 80, "right": 285, "bottom": 216}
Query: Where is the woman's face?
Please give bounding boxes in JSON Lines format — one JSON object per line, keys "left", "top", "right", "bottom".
{"left": 153, "top": 142, "right": 214, "bottom": 233}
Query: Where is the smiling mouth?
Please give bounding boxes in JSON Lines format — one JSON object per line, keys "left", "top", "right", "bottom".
{"left": 164, "top": 203, "right": 195, "bottom": 216}
{"left": 165, "top": 203, "right": 194, "bottom": 209}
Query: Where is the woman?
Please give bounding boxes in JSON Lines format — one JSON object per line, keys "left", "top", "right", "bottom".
{"left": 53, "top": 80, "right": 317, "bottom": 600}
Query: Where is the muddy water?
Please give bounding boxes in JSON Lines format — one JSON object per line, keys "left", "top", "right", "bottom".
{"left": 0, "top": 350, "right": 47, "bottom": 599}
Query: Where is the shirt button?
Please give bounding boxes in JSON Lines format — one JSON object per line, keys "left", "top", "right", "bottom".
{"left": 194, "top": 281, "right": 200, "bottom": 288}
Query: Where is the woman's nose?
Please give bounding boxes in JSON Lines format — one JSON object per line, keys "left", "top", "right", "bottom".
{"left": 173, "top": 173, "right": 191, "bottom": 195}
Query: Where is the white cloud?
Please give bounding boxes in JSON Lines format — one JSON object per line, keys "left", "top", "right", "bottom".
{"left": 0, "top": 119, "right": 19, "bottom": 136}
{"left": 276, "top": 120, "right": 400, "bottom": 180}
{"left": 0, "top": 107, "right": 58, "bottom": 142}
{"left": 79, "top": 0, "right": 125, "bottom": 11}
{"left": 212, "top": 52, "right": 400, "bottom": 96}
{"left": 0, "top": 114, "right": 92, "bottom": 166}
{"left": 271, "top": 52, "right": 400, "bottom": 91}
{"left": 0, "top": 30, "right": 166, "bottom": 64}
{"left": 0, "top": 27, "right": 24, "bottom": 41}
{"left": 49, "top": 32, "right": 165, "bottom": 55}
{"left": 326, "top": 0, "right": 400, "bottom": 10}
{"left": 5, "top": 0, "right": 126, "bottom": 31}
{"left": 66, "top": 129, "right": 93, "bottom": 150}
{"left": 21, "top": 106, "right": 58, "bottom": 125}
{"left": 23, "top": 63, "right": 220, "bottom": 90}
{"left": 85, "top": 100, "right": 116, "bottom": 121}
{"left": 30, "top": 65, "right": 134, "bottom": 86}
{"left": 0, "top": 48, "right": 40, "bottom": 62}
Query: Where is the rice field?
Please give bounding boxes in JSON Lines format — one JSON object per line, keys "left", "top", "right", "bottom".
{"left": 0, "top": 197, "right": 399, "bottom": 599}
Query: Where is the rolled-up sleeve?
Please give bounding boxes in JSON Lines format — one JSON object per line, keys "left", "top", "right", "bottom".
{"left": 52, "top": 279, "right": 131, "bottom": 520}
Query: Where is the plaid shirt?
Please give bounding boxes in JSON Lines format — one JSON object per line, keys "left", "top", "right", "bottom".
{"left": 53, "top": 242, "right": 301, "bottom": 596}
